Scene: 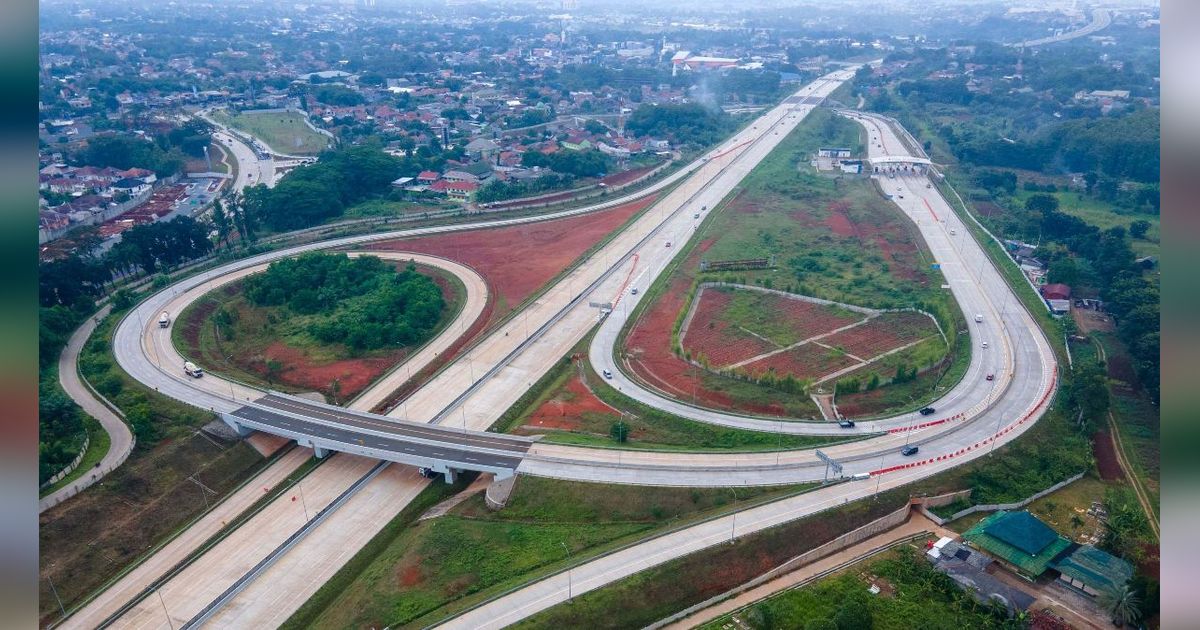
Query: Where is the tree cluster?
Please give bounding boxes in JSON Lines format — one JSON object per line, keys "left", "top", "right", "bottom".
{"left": 243, "top": 253, "right": 445, "bottom": 353}
{"left": 241, "top": 143, "right": 402, "bottom": 231}
{"left": 521, "top": 149, "right": 612, "bottom": 178}
{"left": 625, "top": 102, "right": 733, "bottom": 148}
{"left": 475, "top": 173, "right": 575, "bottom": 204}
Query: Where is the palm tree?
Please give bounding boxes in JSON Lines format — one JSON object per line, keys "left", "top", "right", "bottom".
{"left": 1101, "top": 583, "right": 1141, "bottom": 628}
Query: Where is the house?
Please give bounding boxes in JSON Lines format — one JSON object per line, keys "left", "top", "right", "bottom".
{"left": 839, "top": 159, "right": 863, "bottom": 174}
{"left": 442, "top": 170, "right": 480, "bottom": 184}
{"left": 464, "top": 137, "right": 500, "bottom": 162}
{"left": 1049, "top": 544, "right": 1133, "bottom": 598}
{"left": 112, "top": 177, "right": 152, "bottom": 196}
{"left": 1041, "top": 283, "right": 1071, "bottom": 301}
{"left": 416, "top": 170, "right": 440, "bottom": 185}
{"left": 430, "top": 179, "right": 478, "bottom": 201}
{"left": 962, "top": 510, "right": 1073, "bottom": 580}
{"left": 818, "top": 147, "right": 853, "bottom": 158}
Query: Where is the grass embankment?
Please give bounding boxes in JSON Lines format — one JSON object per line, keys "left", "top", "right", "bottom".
{"left": 211, "top": 109, "right": 330, "bottom": 155}
{"left": 620, "top": 107, "right": 966, "bottom": 418}
{"left": 513, "top": 487, "right": 912, "bottom": 629}
{"left": 39, "top": 410, "right": 111, "bottom": 498}
{"left": 1094, "top": 331, "right": 1160, "bottom": 518}
{"left": 699, "top": 546, "right": 1021, "bottom": 630}
{"left": 173, "top": 258, "right": 464, "bottom": 402}
{"left": 39, "top": 306, "right": 273, "bottom": 625}
{"left": 287, "top": 476, "right": 814, "bottom": 630}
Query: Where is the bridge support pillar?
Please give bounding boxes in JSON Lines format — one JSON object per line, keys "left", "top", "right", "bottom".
{"left": 443, "top": 468, "right": 457, "bottom": 484}
{"left": 219, "top": 414, "right": 254, "bottom": 438}
{"left": 313, "top": 445, "right": 331, "bottom": 459}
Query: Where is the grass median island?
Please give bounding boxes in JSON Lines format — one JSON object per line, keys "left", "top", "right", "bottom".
{"left": 175, "top": 252, "right": 461, "bottom": 402}
{"left": 211, "top": 109, "right": 330, "bottom": 155}
{"left": 496, "top": 330, "right": 855, "bottom": 452}
{"left": 619, "top": 108, "right": 967, "bottom": 419}
{"left": 287, "top": 475, "right": 815, "bottom": 630}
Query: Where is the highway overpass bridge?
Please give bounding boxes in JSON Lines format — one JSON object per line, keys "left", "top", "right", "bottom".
{"left": 221, "top": 393, "right": 534, "bottom": 482}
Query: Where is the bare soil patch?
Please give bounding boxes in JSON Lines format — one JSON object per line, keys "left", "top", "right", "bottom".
{"left": 1092, "top": 430, "right": 1125, "bottom": 481}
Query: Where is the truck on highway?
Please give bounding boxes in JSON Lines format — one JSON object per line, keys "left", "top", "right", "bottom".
{"left": 159, "top": 311, "right": 170, "bottom": 328}
{"left": 974, "top": 313, "right": 983, "bottom": 323}
{"left": 183, "top": 361, "right": 204, "bottom": 378}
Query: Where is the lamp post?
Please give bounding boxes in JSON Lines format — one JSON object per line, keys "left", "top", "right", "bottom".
{"left": 560, "top": 542, "right": 573, "bottom": 602}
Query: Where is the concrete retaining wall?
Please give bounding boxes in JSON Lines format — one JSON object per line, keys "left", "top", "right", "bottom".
{"left": 40, "top": 434, "right": 90, "bottom": 490}
{"left": 917, "top": 472, "right": 1085, "bottom": 526}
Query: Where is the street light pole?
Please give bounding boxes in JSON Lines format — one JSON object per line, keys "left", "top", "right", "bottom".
{"left": 560, "top": 542, "right": 573, "bottom": 602}
{"left": 297, "top": 480, "right": 310, "bottom": 521}
{"left": 157, "top": 588, "right": 175, "bottom": 630}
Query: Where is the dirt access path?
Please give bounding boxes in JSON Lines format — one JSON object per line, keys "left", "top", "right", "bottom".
{"left": 1095, "top": 341, "right": 1159, "bottom": 541}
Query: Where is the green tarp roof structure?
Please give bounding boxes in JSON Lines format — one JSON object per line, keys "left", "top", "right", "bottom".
{"left": 984, "top": 510, "right": 1060, "bottom": 555}
{"left": 963, "top": 510, "right": 1073, "bottom": 578}
{"left": 1051, "top": 544, "right": 1134, "bottom": 594}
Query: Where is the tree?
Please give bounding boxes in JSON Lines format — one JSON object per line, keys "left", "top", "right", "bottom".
{"left": 1025, "top": 193, "right": 1060, "bottom": 216}
{"left": 610, "top": 420, "right": 630, "bottom": 443}
{"left": 211, "top": 199, "right": 231, "bottom": 248}
{"left": 1100, "top": 584, "right": 1141, "bottom": 628}
{"left": 832, "top": 596, "right": 872, "bottom": 630}
{"left": 1128, "top": 219, "right": 1151, "bottom": 239}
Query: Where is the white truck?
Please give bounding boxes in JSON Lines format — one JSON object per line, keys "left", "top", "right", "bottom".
{"left": 158, "top": 311, "right": 171, "bottom": 328}
{"left": 183, "top": 361, "right": 204, "bottom": 378}
{"left": 974, "top": 313, "right": 984, "bottom": 323}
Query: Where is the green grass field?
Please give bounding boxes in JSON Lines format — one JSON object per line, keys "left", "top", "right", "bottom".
{"left": 1012, "top": 189, "right": 1160, "bottom": 258}
{"left": 698, "top": 546, "right": 1020, "bottom": 630}
{"left": 287, "top": 476, "right": 815, "bottom": 630}
{"left": 212, "top": 109, "right": 331, "bottom": 156}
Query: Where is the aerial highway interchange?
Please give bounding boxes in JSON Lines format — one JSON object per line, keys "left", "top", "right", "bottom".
{"left": 72, "top": 67, "right": 1057, "bottom": 629}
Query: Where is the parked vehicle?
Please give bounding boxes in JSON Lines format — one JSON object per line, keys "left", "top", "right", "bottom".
{"left": 158, "top": 311, "right": 170, "bottom": 328}
{"left": 183, "top": 361, "right": 204, "bottom": 378}
{"left": 919, "top": 407, "right": 935, "bottom": 416}
{"left": 418, "top": 467, "right": 440, "bottom": 479}
{"left": 602, "top": 369, "right": 613, "bottom": 379}
{"left": 901, "top": 445, "right": 919, "bottom": 456}
{"left": 838, "top": 419, "right": 856, "bottom": 428}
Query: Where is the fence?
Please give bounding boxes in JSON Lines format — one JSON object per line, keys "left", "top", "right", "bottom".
{"left": 39, "top": 363, "right": 138, "bottom": 512}
{"left": 40, "top": 434, "right": 90, "bottom": 490}
{"left": 916, "top": 471, "right": 1086, "bottom": 526}
{"left": 646, "top": 503, "right": 913, "bottom": 629}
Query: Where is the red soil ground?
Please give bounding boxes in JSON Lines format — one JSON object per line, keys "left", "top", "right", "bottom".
{"left": 681, "top": 290, "right": 776, "bottom": 367}
{"left": 371, "top": 194, "right": 657, "bottom": 310}
{"left": 361, "top": 194, "right": 658, "bottom": 411}
{"left": 623, "top": 242, "right": 787, "bottom": 416}
{"left": 743, "top": 343, "right": 861, "bottom": 382}
{"left": 822, "top": 312, "right": 935, "bottom": 358}
{"left": 1092, "top": 430, "right": 1125, "bottom": 482}
{"left": 521, "top": 366, "right": 619, "bottom": 432}
{"left": 599, "top": 163, "right": 658, "bottom": 187}
{"left": 824, "top": 201, "right": 856, "bottom": 237}
{"left": 681, "top": 288, "right": 861, "bottom": 369}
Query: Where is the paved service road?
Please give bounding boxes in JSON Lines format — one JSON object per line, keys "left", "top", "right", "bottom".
{"left": 40, "top": 304, "right": 135, "bottom": 513}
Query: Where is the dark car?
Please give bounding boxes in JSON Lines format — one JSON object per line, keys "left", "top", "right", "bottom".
{"left": 986, "top": 373, "right": 994, "bottom": 381}
{"left": 838, "top": 419, "right": 855, "bottom": 428}
{"left": 901, "top": 445, "right": 919, "bottom": 456}
{"left": 919, "top": 407, "right": 935, "bottom": 416}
